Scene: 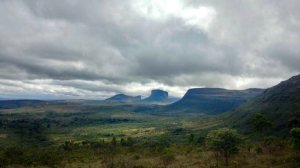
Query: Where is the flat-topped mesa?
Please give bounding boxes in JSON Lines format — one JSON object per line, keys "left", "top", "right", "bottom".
{"left": 104, "top": 94, "right": 141, "bottom": 103}
{"left": 143, "top": 89, "right": 169, "bottom": 103}
{"left": 165, "top": 88, "right": 264, "bottom": 114}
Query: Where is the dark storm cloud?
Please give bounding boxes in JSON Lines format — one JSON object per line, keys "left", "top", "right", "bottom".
{"left": 0, "top": 0, "right": 299, "bottom": 99}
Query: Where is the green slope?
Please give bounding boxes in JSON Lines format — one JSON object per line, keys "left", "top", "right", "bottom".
{"left": 227, "top": 74, "right": 300, "bottom": 134}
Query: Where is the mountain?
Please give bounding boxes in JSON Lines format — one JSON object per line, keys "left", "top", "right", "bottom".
{"left": 228, "top": 74, "right": 300, "bottom": 134}
{"left": 143, "top": 89, "right": 168, "bottom": 103}
{"left": 141, "top": 89, "right": 179, "bottom": 104}
{"left": 164, "top": 88, "right": 264, "bottom": 114}
{"left": 104, "top": 94, "right": 141, "bottom": 103}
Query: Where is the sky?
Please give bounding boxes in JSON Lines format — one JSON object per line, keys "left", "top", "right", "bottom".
{"left": 0, "top": 0, "right": 300, "bottom": 99}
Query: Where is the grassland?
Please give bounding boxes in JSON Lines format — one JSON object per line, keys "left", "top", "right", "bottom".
{"left": 0, "top": 102, "right": 299, "bottom": 168}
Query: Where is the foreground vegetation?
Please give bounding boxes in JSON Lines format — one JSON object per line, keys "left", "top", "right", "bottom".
{"left": 0, "top": 104, "right": 299, "bottom": 167}
{"left": 0, "top": 132, "right": 298, "bottom": 168}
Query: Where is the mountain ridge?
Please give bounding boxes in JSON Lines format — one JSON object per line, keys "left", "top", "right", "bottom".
{"left": 164, "top": 88, "right": 264, "bottom": 115}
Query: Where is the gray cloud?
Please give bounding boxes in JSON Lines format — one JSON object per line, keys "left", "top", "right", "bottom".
{"left": 0, "top": 0, "right": 299, "bottom": 99}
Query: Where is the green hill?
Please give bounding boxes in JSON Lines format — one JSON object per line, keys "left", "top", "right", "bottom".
{"left": 228, "top": 74, "right": 300, "bottom": 135}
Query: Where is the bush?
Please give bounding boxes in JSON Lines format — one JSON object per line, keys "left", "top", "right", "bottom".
{"left": 197, "top": 136, "right": 205, "bottom": 146}
{"left": 111, "top": 137, "right": 117, "bottom": 147}
{"left": 120, "top": 137, "right": 135, "bottom": 147}
{"left": 290, "top": 127, "right": 300, "bottom": 150}
{"left": 188, "top": 134, "right": 194, "bottom": 144}
{"left": 288, "top": 118, "right": 300, "bottom": 128}
{"left": 252, "top": 113, "right": 272, "bottom": 134}
{"left": 206, "top": 128, "right": 242, "bottom": 166}
{"left": 255, "top": 147, "right": 263, "bottom": 154}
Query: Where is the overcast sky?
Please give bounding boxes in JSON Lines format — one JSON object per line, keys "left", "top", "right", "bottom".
{"left": 0, "top": 0, "right": 299, "bottom": 99}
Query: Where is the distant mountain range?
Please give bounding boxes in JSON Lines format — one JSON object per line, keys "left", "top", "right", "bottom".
{"left": 1, "top": 74, "right": 300, "bottom": 132}
{"left": 227, "top": 74, "right": 300, "bottom": 134}
{"left": 0, "top": 100, "right": 47, "bottom": 109}
{"left": 163, "top": 88, "right": 264, "bottom": 114}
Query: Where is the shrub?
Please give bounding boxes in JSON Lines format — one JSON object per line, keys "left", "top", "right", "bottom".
{"left": 288, "top": 118, "right": 300, "bottom": 128}
{"left": 111, "top": 137, "right": 117, "bottom": 147}
{"left": 206, "top": 128, "right": 242, "bottom": 166}
{"left": 126, "top": 137, "right": 134, "bottom": 146}
{"left": 252, "top": 113, "right": 272, "bottom": 134}
{"left": 290, "top": 127, "right": 300, "bottom": 150}
{"left": 188, "top": 134, "right": 194, "bottom": 144}
{"left": 255, "top": 147, "right": 263, "bottom": 154}
{"left": 197, "top": 136, "right": 205, "bottom": 146}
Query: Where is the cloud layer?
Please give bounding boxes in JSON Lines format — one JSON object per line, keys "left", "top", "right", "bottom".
{"left": 0, "top": 0, "right": 299, "bottom": 99}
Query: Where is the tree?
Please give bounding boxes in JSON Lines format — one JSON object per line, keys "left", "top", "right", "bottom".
{"left": 120, "top": 138, "right": 126, "bottom": 146}
{"left": 111, "top": 137, "right": 117, "bottom": 147}
{"left": 288, "top": 118, "right": 300, "bottom": 128}
{"left": 206, "top": 128, "right": 241, "bottom": 166}
{"left": 189, "top": 134, "right": 194, "bottom": 144}
{"left": 120, "top": 137, "right": 134, "bottom": 146}
{"left": 252, "top": 113, "right": 272, "bottom": 133}
{"left": 197, "top": 136, "right": 205, "bottom": 146}
{"left": 290, "top": 127, "right": 300, "bottom": 150}
{"left": 126, "top": 137, "right": 134, "bottom": 146}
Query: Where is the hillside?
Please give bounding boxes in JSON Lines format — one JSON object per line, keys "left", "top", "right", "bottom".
{"left": 228, "top": 74, "right": 300, "bottom": 134}
{"left": 164, "top": 88, "right": 264, "bottom": 115}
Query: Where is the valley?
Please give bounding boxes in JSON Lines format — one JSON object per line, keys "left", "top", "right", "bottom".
{"left": 0, "top": 75, "right": 299, "bottom": 167}
{"left": 1, "top": 1, "right": 299, "bottom": 167}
